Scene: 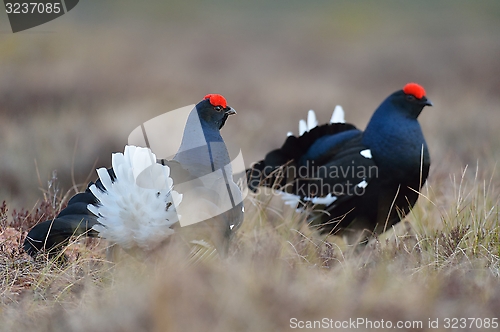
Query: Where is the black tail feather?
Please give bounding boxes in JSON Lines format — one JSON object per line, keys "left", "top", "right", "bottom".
{"left": 246, "top": 122, "right": 357, "bottom": 192}
{"left": 23, "top": 168, "right": 118, "bottom": 258}
{"left": 25, "top": 177, "right": 112, "bottom": 259}
{"left": 23, "top": 215, "right": 99, "bottom": 258}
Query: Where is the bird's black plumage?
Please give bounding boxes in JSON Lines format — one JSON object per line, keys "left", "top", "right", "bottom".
{"left": 23, "top": 184, "right": 100, "bottom": 258}
{"left": 24, "top": 95, "right": 242, "bottom": 258}
{"left": 246, "top": 83, "right": 432, "bottom": 241}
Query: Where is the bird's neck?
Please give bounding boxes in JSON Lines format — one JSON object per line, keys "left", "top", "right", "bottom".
{"left": 180, "top": 110, "right": 223, "bottom": 142}
{"left": 362, "top": 106, "right": 429, "bottom": 177}
{"left": 174, "top": 110, "right": 230, "bottom": 175}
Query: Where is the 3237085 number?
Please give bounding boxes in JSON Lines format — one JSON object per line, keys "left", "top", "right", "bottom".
{"left": 443, "top": 318, "right": 498, "bottom": 329}
{"left": 5, "top": 2, "right": 62, "bottom": 14}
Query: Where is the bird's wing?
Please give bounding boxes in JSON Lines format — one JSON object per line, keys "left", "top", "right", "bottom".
{"left": 247, "top": 122, "right": 358, "bottom": 191}
{"left": 291, "top": 134, "right": 377, "bottom": 209}
{"left": 246, "top": 121, "right": 378, "bottom": 221}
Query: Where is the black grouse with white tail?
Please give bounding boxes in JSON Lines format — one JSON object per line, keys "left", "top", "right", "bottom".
{"left": 24, "top": 94, "right": 243, "bottom": 258}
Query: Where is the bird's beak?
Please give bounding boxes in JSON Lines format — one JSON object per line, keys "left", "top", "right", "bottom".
{"left": 225, "top": 107, "right": 237, "bottom": 115}
{"left": 422, "top": 98, "right": 433, "bottom": 107}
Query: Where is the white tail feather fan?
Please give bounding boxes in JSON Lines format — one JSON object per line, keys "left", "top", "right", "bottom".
{"left": 89, "top": 145, "right": 182, "bottom": 251}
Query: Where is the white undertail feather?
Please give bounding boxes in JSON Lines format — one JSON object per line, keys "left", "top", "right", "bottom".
{"left": 298, "top": 110, "right": 318, "bottom": 136}
{"left": 330, "top": 105, "right": 345, "bottom": 124}
{"left": 360, "top": 149, "right": 372, "bottom": 159}
{"left": 89, "top": 146, "right": 182, "bottom": 251}
{"left": 299, "top": 119, "right": 307, "bottom": 136}
{"left": 307, "top": 110, "right": 318, "bottom": 130}
{"left": 357, "top": 180, "right": 368, "bottom": 189}
{"left": 279, "top": 192, "right": 305, "bottom": 212}
{"left": 303, "top": 193, "right": 338, "bottom": 206}
{"left": 279, "top": 192, "right": 301, "bottom": 207}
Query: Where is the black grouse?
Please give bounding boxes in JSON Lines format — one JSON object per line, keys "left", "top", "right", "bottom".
{"left": 24, "top": 94, "right": 243, "bottom": 258}
{"left": 246, "top": 83, "right": 432, "bottom": 242}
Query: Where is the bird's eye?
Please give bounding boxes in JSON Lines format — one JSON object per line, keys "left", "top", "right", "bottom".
{"left": 214, "top": 106, "right": 222, "bottom": 112}
{"left": 406, "top": 95, "right": 416, "bottom": 102}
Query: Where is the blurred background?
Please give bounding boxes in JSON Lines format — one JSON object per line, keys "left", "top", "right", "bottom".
{"left": 0, "top": 0, "right": 499, "bottom": 210}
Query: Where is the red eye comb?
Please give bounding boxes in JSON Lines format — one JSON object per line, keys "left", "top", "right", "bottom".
{"left": 403, "top": 83, "right": 426, "bottom": 99}
{"left": 204, "top": 94, "right": 227, "bottom": 108}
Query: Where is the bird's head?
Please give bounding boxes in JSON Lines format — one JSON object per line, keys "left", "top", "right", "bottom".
{"left": 388, "top": 83, "right": 433, "bottom": 119}
{"left": 195, "top": 94, "right": 236, "bottom": 130}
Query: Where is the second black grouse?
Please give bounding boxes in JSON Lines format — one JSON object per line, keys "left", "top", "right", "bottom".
{"left": 247, "top": 83, "right": 432, "bottom": 242}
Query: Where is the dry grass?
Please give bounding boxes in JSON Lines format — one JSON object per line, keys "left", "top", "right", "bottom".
{"left": 1, "top": 1, "right": 500, "bottom": 331}
{"left": 0, "top": 166, "right": 499, "bottom": 331}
